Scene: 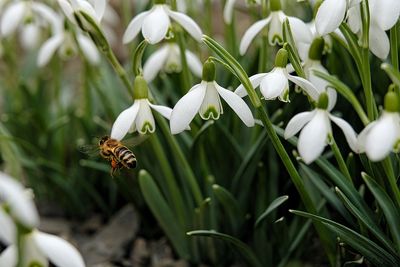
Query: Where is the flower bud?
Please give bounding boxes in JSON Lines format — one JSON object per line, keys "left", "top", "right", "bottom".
{"left": 133, "top": 76, "right": 149, "bottom": 99}
{"left": 317, "top": 92, "right": 329, "bottom": 109}
{"left": 202, "top": 59, "right": 216, "bottom": 82}
{"left": 308, "top": 37, "right": 325, "bottom": 60}
{"left": 384, "top": 91, "right": 400, "bottom": 112}
{"left": 275, "top": 48, "right": 288, "bottom": 68}
{"left": 270, "top": 0, "right": 282, "bottom": 11}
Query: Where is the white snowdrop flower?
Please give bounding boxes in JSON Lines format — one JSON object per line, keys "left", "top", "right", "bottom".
{"left": 223, "top": 0, "right": 260, "bottom": 24}
{"left": 358, "top": 92, "right": 400, "bottom": 161}
{"left": 170, "top": 60, "right": 255, "bottom": 134}
{"left": 0, "top": 212, "right": 85, "bottom": 267}
{"left": 0, "top": 172, "right": 39, "bottom": 229}
{"left": 0, "top": 1, "right": 59, "bottom": 49}
{"left": 111, "top": 76, "right": 172, "bottom": 139}
{"left": 143, "top": 43, "right": 202, "bottom": 82}
{"left": 37, "top": 17, "right": 100, "bottom": 67}
{"left": 315, "top": 0, "right": 361, "bottom": 36}
{"left": 235, "top": 49, "right": 320, "bottom": 102}
{"left": 346, "top": 0, "right": 400, "bottom": 59}
{"left": 284, "top": 92, "right": 359, "bottom": 164}
{"left": 239, "top": 0, "right": 312, "bottom": 55}
{"left": 123, "top": 1, "right": 202, "bottom": 45}
{"left": 57, "top": 0, "right": 106, "bottom": 24}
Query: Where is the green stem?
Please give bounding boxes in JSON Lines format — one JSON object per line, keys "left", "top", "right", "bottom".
{"left": 258, "top": 0, "right": 268, "bottom": 73}
{"left": 382, "top": 158, "right": 400, "bottom": 208}
{"left": 175, "top": 25, "right": 192, "bottom": 92}
{"left": 390, "top": 21, "right": 399, "bottom": 71}
{"left": 16, "top": 226, "right": 24, "bottom": 267}
{"left": 204, "top": 0, "right": 213, "bottom": 35}
{"left": 329, "top": 135, "right": 352, "bottom": 183}
{"left": 132, "top": 40, "right": 149, "bottom": 76}
{"left": 149, "top": 135, "right": 188, "bottom": 227}
{"left": 156, "top": 114, "right": 203, "bottom": 206}
{"left": 361, "top": 48, "right": 377, "bottom": 120}
{"left": 105, "top": 48, "right": 133, "bottom": 97}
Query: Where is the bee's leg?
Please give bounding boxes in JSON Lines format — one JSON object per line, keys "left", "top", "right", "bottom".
{"left": 110, "top": 158, "right": 119, "bottom": 177}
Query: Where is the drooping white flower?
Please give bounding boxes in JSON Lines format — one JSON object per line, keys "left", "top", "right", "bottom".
{"left": 0, "top": 1, "right": 59, "bottom": 49}
{"left": 58, "top": 0, "right": 106, "bottom": 24}
{"left": 235, "top": 49, "right": 320, "bottom": 102}
{"left": 123, "top": 3, "right": 202, "bottom": 45}
{"left": 143, "top": 43, "right": 202, "bottom": 82}
{"left": 0, "top": 172, "right": 39, "bottom": 229}
{"left": 315, "top": 0, "right": 361, "bottom": 36}
{"left": 239, "top": 0, "right": 312, "bottom": 55}
{"left": 284, "top": 93, "right": 359, "bottom": 164}
{"left": 170, "top": 60, "right": 255, "bottom": 134}
{"left": 111, "top": 76, "right": 172, "bottom": 139}
{"left": 346, "top": 0, "right": 400, "bottom": 59}
{"left": 223, "top": 0, "right": 260, "bottom": 24}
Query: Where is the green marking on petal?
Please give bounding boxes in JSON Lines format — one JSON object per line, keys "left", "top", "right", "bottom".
{"left": 140, "top": 121, "right": 154, "bottom": 134}
{"left": 29, "top": 261, "right": 45, "bottom": 267}
{"left": 200, "top": 106, "right": 220, "bottom": 120}
{"left": 280, "top": 89, "right": 290, "bottom": 102}
{"left": 271, "top": 35, "right": 283, "bottom": 45}
{"left": 393, "top": 139, "right": 400, "bottom": 153}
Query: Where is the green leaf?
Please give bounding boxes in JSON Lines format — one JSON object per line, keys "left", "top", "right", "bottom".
{"left": 291, "top": 210, "right": 400, "bottom": 267}
{"left": 255, "top": 195, "right": 289, "bottom": 228}
{"left": 361, "top": 172, "right": 400, "bottom": 252}
{"left": 381, "top": 63, "right": 400, "bottom": 87}
{"left": 213, "top": 184, "right": 244, "bottom": 231}
{"left": 138, "top": 170, "right": 190, "bottom": 259}
{"left": 187, "top": 230, "right": 263, "bottom": 267}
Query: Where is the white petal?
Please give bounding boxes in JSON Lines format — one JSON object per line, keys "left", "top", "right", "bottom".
{"left": 239, "top": 17, "right": 271, "bottom": 55}
{"left": 122, "top": 11, "right": 149, "bottom": 44}
{"left": 142, "top": 6, "right": 170, "bottom": 44}
{"left": 167, "top": 8, "right": 203, "bottom": 42}
{"left": 268, "top": 11, "right": 285, "bottom": 45}
{"left": 365, "top": 113, "right": 400, "bottom": 161}
{"left": 259, "top": 68, "right": 288, "bottom": 100}
{"left": 223, "top": 0, "right": 236, "bottom": 24}
{"left": 369, "top": 22, "right": 390, "bottom": 59}
{"left": 148, "top": 101, "right": 172, "bottom": 120}
{"left": 1, "top": 2, "right": 26, "bottom": 36}
{"left": 329, "top": 114, "right": 359, "bottom": 152}
{"left": 298, "top": 110, "right": 330, "bottom": 164}
{"left": 110, "top": 102, "right": 140, "bottom": 141}
{"left": 31, "top": 2, "right": 61, "bottom": 29}
{"left": 347, "top": 5, "right": 361, "bottom": 33}
{"left": 287, "top": 74, "right": 320, "bottom": 101}
{"left": 143, "top": 45, "right": 170, "bottom": 82}
{"left": 234, "top": 73, "right": 266, "bottom": 97}
{"left": 92, "top": 0, "right": 106, "bottom": 21}
{"left": 76, "top": 34, "right": 100, "bottom": 64}
{"left": 170, "top": 83, "right": 207, "bottom": 134}
{"left": 20, "top": 24, "right": 41, "bottom": 50}
{"left": 23, "top": 234, "right": 48, "bottom": 267}
{"left": 185, "top": 50, "right": 203, "bottom": 78}
{"left": 215, "top": 82, "right": 255, "bottom": 127}
{"left": 0, "top": 208, "right": 16, "bottom": 245}
{"left": 135, "top": 99, "right": 156, "bottom": 134}
{"left": 0, "top": 246, "right": 16, "bottom": 267}
{"left": 370, "top": 0, "right": 400, "bottom": 30}
{"left": 37, "top": 34, "right": 64, "bottom": 67}
{"left": 357, "top": 121, "right": 377, "bottom": 153}
{"left": 0, "top": 173, "right": 39, "bottom": 228}
{"left": 315, "top": 0, "right": 346, "bottom": 35}
{"left": 33, "top": 231, "right": 85, "bottom": 267}
{"left": 284, "top": 111, "right": 315, "bottom": 139}
{"left": 57, "top": 0, "right": 76, "bottom": 23}
{"left": 288, "top": 16, "right": 313, "bottom": 46}
{"left": 199, "top": 82, "right": 222, "bottom": 120}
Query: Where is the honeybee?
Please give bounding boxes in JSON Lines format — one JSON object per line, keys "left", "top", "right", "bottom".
{"left": 98, "top": 136, "right": 137, "bottom": 175}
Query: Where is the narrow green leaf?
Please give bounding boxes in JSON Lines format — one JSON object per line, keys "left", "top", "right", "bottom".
{"left": 361, "top": 172, "right": 400, "bottom": 251}
{"left": 255, "top": 195, "right": 289, "bottom": 228}
{"left": 212, "top": 184, "right": 243, "bottom": 230}
{"left": 291, "top": 210, "right": 400, "bottom": 267}
{"left": 187, "top": 230, "right": 263, "bottom": 267}
{"left": 381, "top": 63, "right": 400, "bottom": 87}
{"left": 138, "top": 170, "right": 190, "bottom": 259}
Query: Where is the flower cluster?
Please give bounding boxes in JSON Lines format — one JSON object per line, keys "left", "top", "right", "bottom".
{"left": 0, "top": 172, "right": 85, "bottom": 267}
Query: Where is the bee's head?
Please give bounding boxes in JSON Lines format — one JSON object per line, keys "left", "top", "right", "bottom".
{"left": 99, "top": 136, "right": 110, "bottom": 146}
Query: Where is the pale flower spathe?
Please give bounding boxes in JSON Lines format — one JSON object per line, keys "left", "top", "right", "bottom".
{"left": 58, "top": 0, "right": 106, "bottom": 24}
{"left": 123, "top": 4, "right": 202, "bottom": 44}
{"left": 358, "top": 111, "right": 400, "bottom": 161}
{"left": 170, "top": 81, "right": 255, "bottom": 134}
{"left": 111, "top": 99, "right": 172, "bottom": 140}
{"left": 143, "top": 43, "right": 202, "bottom": 82}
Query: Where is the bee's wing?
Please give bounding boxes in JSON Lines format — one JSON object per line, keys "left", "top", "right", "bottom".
{"left": 122, "top": 134, "right": 150, "bottom": 148}
{"left": 78, "top": 143, "right": 99, "bottom": 158}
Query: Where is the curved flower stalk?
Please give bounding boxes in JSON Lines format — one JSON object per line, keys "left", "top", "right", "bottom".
{"left": 0, "top": 172, "right": 85, "bottom": 267}
{"left": 315, "top": 0, "right": 361, "bottom": 36}
{"left": 123, "top": 2, "right": 202, "bottom": 45}
{"left": 223, "top": 0, "right": 260, "bottom": 24}
{"left": 235, "top": 49, "right": 319, "bottom": 102}
{"left": 170, "top": 60, "right": 255, "bottom": 134}
{"left": 239, "top": 0, "right": 312, "bottom": 55}
{"left": 284, "top": 92, "right": 359, "bottom": 164}
{"left": 346, "top": 0, "right": 400, "bottom": 59}
{"left": 111, "top": 76, "right": 172, "bottom": 139}
{"left": 37, "top": 18, "right": 100, "bottom": 67}
{"left": 358, "top": 92, "right": 400, "bottom": 161}
{"left": 143, "top": 43, "right": 202, "bottom": 82}
{"left": 0, "top": 1, "right": 59, "bottom": 49}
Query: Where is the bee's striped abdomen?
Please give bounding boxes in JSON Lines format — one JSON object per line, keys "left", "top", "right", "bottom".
{"left": 114, "top": 146, "right": 136, "bottom": 169}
